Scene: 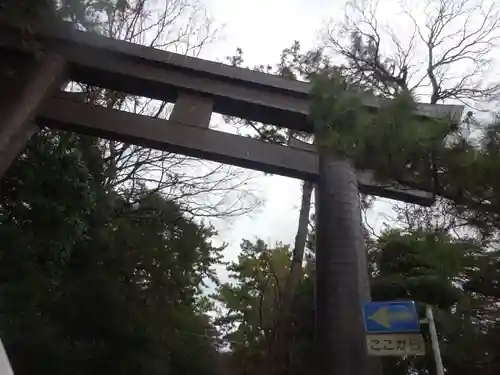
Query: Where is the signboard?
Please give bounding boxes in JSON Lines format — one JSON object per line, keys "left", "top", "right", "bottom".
{"left": 366, "top": 333, "right": 426, "bottom": 356}
{"left": 363, "top": 301, "right": 420, "bottom": 333}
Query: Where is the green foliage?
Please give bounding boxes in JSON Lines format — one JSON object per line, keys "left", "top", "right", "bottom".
{"left": 310, "top": 72, "right": 500, "bottom": 241}
{"left": 310, "top": 74, "right": 450, "bottom": 181}
{"left": 310, "top": 72, "right": 371, "bottom": 152}
{"left": 0, "top": 0, "right": 131, "bottom": 32}
{"left": 0, "top": 129, "right": 223, "bottom": 375}
{"left": 225, "top": 41, "right": 329, "bottom": 144}
{"left": 303, "top": 217, "right": 499, "bottom": 375}
{"left": 221, "top": 42, "right": 500, "bottom": 375}
{"left": 217, "top": 240, "right": 290, "bottom": 348}
{"left": 371, "top": 229, "right": 477, "bottom": 307}
{"left": 0, "top": 2, "right": 231, "bottom": 374}
{"left": 216, "top": 239, "right": 315, "bottom": 375}
{"left": 0, "top": 0, "right": 54, "bottom": 27}
{"left": 308, "top": 69, "right": 500, "bottom": 374}
{"left": 368, "top": 227, "right": 500, "bottom": 375}
{"left": 3, "top": 3, "right": 500, "bottom": 375}
{"left": 217, "top": 8, "right": 500, "bottom": 375}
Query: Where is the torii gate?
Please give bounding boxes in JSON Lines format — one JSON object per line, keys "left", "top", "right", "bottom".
{"left": 0, "top": 19, "right": 463, "bottom": 375}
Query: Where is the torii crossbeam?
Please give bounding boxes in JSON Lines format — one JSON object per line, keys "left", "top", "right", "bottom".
{"left": 0, "top": 19, "right": 463, "bottom": 375}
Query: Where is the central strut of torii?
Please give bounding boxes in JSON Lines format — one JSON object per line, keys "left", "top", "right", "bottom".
{"left": 0, "top": 18, "right": 463, "bottom": 375}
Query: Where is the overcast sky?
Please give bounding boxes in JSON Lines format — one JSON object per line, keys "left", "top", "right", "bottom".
{"left": 192, "top": 0, "right": 398, "bottom": 284}
{"left": 177, "top": 0, "right": 500, "bottom": 285}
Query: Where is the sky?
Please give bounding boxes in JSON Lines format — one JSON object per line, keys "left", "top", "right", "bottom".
{"left": 143, "top": 0, "right": 499, "bottom": 285}
{"left": 202, "top": 0, "right": 338, "bottom": 64}
{"left": 194, "top": 0, "right": 397, "bottom": 283}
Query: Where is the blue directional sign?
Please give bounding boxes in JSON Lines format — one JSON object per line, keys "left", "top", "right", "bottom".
{"left": 363, "top": 301, "right": 420, "bottom": 333}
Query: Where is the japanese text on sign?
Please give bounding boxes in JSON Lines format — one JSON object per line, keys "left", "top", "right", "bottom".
{"left": 366, "top": 333, "right": 426, "bottom": 356}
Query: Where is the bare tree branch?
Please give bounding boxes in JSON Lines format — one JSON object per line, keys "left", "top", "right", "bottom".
{"left": 324, "top": 0, "right": 500, "bottom": 103}
{"left": 63, "top": 0, "right": 260, "bottom": 219}
{"left": 321, "top": 0, "right": 500, "bottom": 244}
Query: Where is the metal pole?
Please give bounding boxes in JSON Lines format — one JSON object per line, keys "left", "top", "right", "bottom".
{"left": 426, "top": 305, "right": 444, "bottom": 375}
{"left": 315, "top": 155, "right": 380, "bottom": 375}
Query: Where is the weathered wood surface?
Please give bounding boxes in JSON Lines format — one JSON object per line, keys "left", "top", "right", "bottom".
{"left": 38, "top": 94, "right": 434, "bottom": 205}
{"left": 0, "top": 21, "right": 463, "bottom": 135}
{"left": 0, "top": 53, "right": 67, "bottom": 178}
{"left": 315, "top": 156, "right": 382, "bottom": 375}
{"left": 0, "top": 21, "right": 464, "bottom": 204}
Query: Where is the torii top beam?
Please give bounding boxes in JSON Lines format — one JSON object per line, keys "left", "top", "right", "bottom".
{"left": 0, "top": 20, "right": 463, "bottom": 133}
{"left": 0, "top": 20, "right": 464, "bottom": 206}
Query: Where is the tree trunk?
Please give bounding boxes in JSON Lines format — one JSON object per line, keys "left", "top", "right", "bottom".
{"left": 273, "top": 179, "right": 313, "bottom": 375}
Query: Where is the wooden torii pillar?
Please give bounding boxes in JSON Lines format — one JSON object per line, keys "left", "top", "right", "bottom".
{"left": 0, "top": 53, "right": 67, "bottom": 177}
{"left": 316, "top": 156, "right": 374, "bottom": 374}
{"left": 0, "top": 20, "right": 464, "bottom": 375}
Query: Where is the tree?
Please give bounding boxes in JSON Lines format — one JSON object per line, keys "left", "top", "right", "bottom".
{"left": 304, "top": 207, "right": 500, "bottom": 375}
{"left": 215, "top": 239, "right": 315, "bottom": 375}
{"left": 0, "top": 1, "right": 239, "bottom": 373}
{"left": 325, "top": 0, "right": 500, "bottom": 104}
{"left": 57, "top": 0, "right": 260, "bottom": 219}
{"left": 367, "top": 225, "right": 500, "bottom": 375}
{"left": 224, "top": 43, "right": 330, "bottom": 375}
{"left": 0, "top": 129, "right": 224, "bottom": 375}
{"left": 319, "top": 0, "right": 500, "bottom": 243}
{"left": 1, "top": 0, "right": 260, "bottom": 220}
{"left": 215, "top": 219, "right": 500, "bottom": 375}
{"left": 313, "top": 2, "right": 500, "bottom": 374}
